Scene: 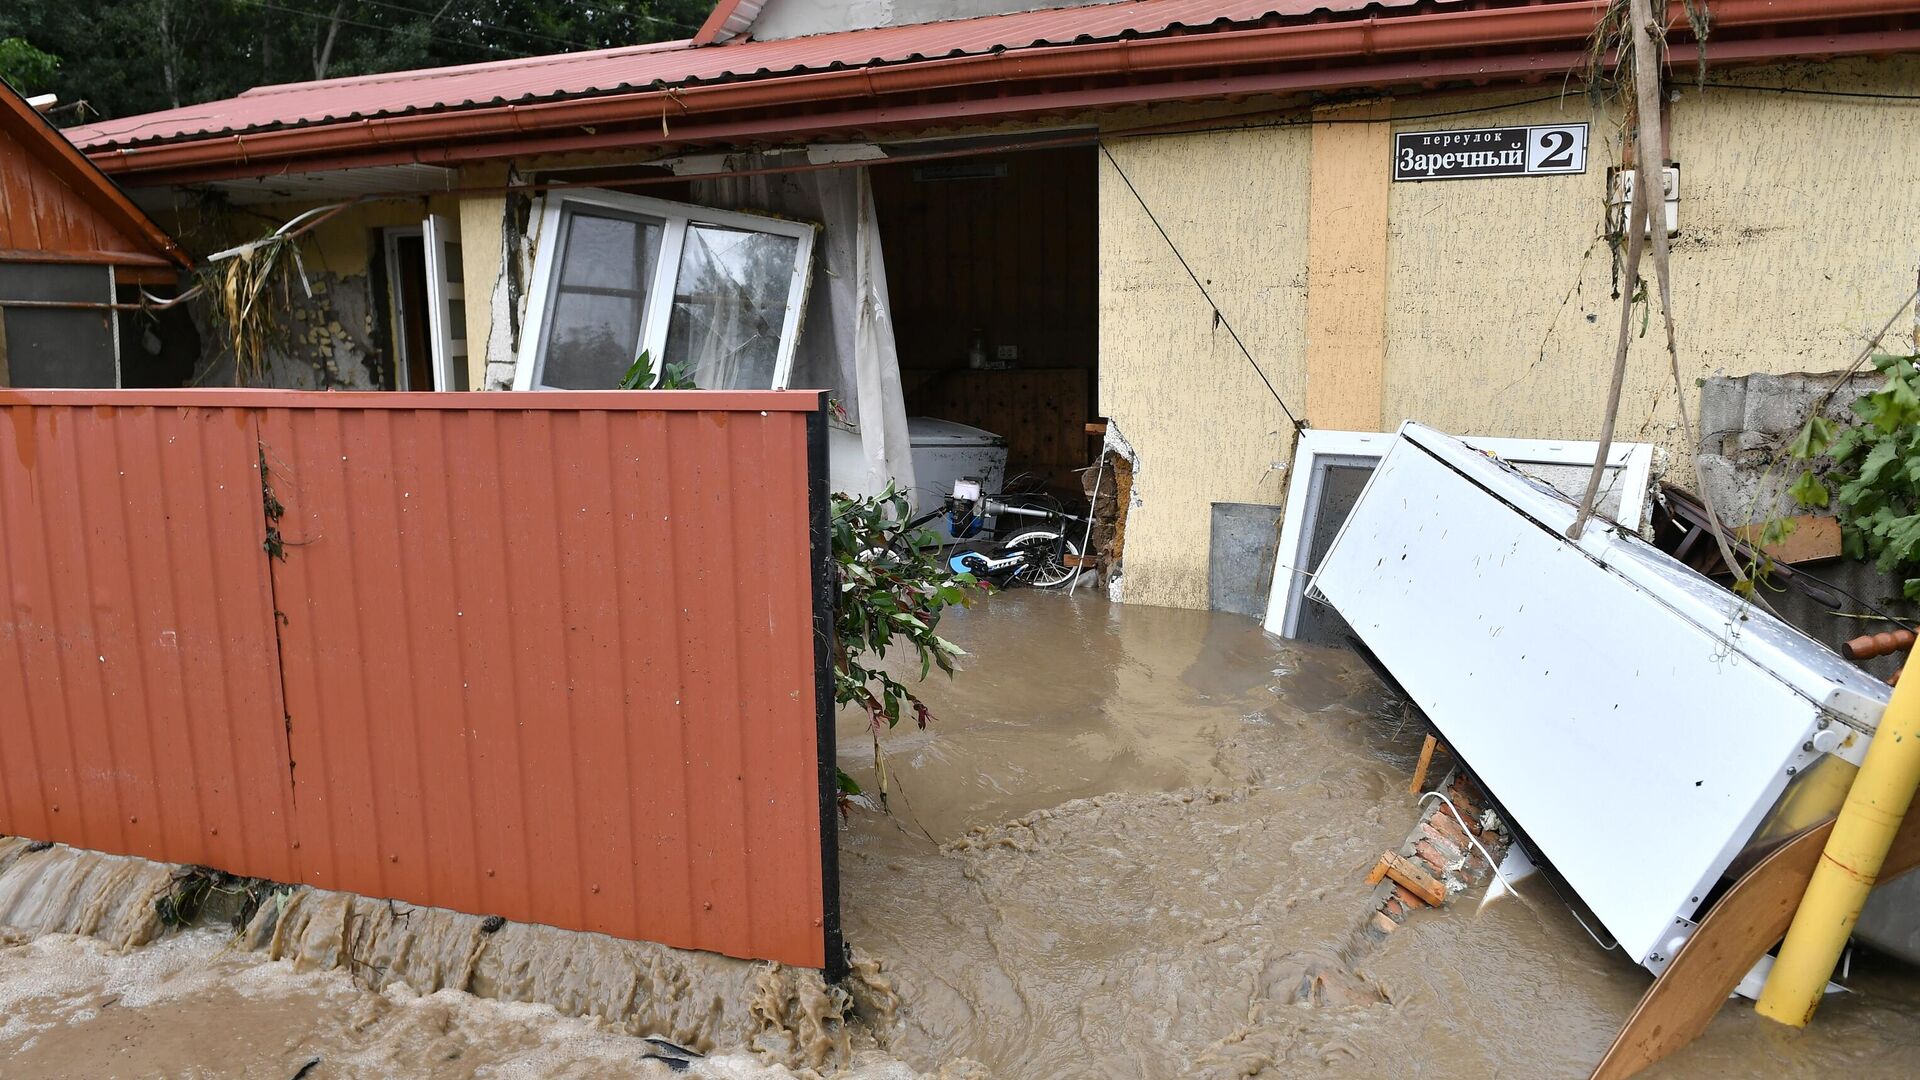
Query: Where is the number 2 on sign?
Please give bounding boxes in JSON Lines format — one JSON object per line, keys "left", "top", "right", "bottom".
{"left": 1527, "top": 126, "right": 1586, "bottom": 174}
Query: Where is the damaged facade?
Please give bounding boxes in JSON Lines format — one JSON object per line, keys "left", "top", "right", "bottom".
{"left": 39, "top": 0, "right": 1920, "bottom": 609}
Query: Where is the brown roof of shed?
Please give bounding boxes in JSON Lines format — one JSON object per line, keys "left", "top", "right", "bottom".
{"left": 0, "top": 82, "right": 189, "bottom": 269}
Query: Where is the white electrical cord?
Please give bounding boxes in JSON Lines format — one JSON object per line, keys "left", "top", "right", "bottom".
{"left": 1418, "top": 788, "right": 1619, "bottom": 951}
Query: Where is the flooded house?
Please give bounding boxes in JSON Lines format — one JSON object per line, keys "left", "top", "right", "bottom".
{"left": 7, "top": 3, "right": 1920, "bottom": 1078}
{"left": 49, "top": 0, "right": 1920, "bottom": 608}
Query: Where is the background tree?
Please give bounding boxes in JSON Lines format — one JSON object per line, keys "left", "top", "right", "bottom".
{"left": 0, "top": 0, "right": 708, "bottom": 123}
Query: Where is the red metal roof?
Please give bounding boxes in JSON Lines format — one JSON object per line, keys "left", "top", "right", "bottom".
{"left": 69, "top": 0, "right": 1436, "bottom": 150}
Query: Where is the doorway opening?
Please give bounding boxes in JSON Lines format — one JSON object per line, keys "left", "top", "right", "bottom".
{"left": 382, "top": 227, "right": 434, "bottom": 391}
{"left": 871, "top": 141, "right": 1099, "bottom": 501}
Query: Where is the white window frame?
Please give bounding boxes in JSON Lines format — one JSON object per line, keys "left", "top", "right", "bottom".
{"left": 513, "top": 187, "right": 816, "bottom": 391}
{"left": 1263, "top": 430, "right": 1655, "bottom": 640}
{"left": 422, "top": 211, "right": 467, "bottom": 391}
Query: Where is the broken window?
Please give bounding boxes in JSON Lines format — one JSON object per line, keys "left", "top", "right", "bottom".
{"left": 516, "top": 190, "right": 815, "bottom": 391}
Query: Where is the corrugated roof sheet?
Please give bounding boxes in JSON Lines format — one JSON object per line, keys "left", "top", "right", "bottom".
{"left": 70, "top": 0, "right": 1437, "bottom": 150}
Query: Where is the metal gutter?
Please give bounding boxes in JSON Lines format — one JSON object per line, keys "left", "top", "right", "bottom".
{"left": 86, "top": 0, "right": 1919, "bottom": 182}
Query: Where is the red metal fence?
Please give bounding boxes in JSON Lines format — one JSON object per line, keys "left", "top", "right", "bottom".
{"left": 0, "top": 389, "right": 838, "bottom": 972}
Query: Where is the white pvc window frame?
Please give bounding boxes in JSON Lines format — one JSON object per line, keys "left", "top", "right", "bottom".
{"left": 513, "top": 187, "right": 816, "bottom": 391}
{"left": 1263, "top": 429, "right": 1655, "bottom": 639}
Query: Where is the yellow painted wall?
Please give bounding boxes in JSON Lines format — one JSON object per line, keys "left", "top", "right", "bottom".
{"left": 1098, "top": 126, "right": 1311, "bottom": 609}
{"left": 1101, "top": 57, "right": 1920, "bottom": 609}
{"left": 1386, "top": 58, "right": 1920, "bottom": 478}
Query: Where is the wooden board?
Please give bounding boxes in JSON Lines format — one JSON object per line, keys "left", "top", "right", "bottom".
{"left": 1590, "top": 810, "right": 1920, "bottom": 1080}
{"left": 1735, "top": 516, "right": 1843, "bottom": 565}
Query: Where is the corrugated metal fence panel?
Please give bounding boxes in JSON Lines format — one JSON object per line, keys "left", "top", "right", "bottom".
{"left": 0, "top": 390, "right": 834, "bottom": 971}
{"left": 0, "top": 400, "right": 299, "bottom": 881}
{"left": 260, "top": 397, "right": 828, "bottom": 967}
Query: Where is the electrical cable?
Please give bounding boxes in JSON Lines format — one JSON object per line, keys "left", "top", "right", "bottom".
{"left": 1097, "top": 141, "right": 1304, "bottom": 430}
{"left": 346, "top": 0, "right": 596, "bottom": 49}
{"left": 238, "top": 0, "right": 532, "bottom": 58}
{"left": 1700, "top": 81, "right": 1920, "bottom": 102}
{"left": 352, "top": 0, "right": 699, "bottom": 43}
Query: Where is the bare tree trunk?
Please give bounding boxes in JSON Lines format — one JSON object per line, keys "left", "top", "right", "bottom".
{"left": 156, "top": 0, "right": 181, "bottom": 108}
{"left": 313, "top": 0, "right": 348, "bottom": 79}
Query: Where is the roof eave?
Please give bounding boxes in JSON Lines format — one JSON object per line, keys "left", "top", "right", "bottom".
{"left": 1, "top": 84, "right": 193, "bottom": 268}
{"left": 83, "top": 0, "right": 1920, "bottom": 185}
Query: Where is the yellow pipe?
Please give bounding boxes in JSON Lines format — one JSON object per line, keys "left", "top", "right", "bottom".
{"left": 1757, "top": 665, "right": 1920, "bottom": 1027}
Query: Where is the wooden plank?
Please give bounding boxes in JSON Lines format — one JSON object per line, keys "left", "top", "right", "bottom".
{"left": 1735, "top": 516, "right": 1843, "bottom": 565}
{"left": 1409, "top": 734, "right": 1440, "bottom": 794}
{"left": 1380, "top": 850, "right": 1447, "bottom": 907}
{"left": 1365, "top": 856, "right": 1390, "bottom": 887}
{"left": 1590, "top": 809, "right": 1920, "bottom": 1080}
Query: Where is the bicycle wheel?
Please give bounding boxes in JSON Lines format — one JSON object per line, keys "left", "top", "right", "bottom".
{"left": 1003, "top": 528, "right": 1082, "bottom": 589}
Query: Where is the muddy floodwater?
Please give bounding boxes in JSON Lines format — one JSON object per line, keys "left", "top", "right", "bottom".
{"left": 4, "top": 592, "right": 1920, "bottom": 1077}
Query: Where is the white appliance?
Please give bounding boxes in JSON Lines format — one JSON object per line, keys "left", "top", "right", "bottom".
{"left": 826, "top": 417, "right": 1009, "bottom": 542}
{"left": 907, "top": 417, "right": 1008, "bottom": 542}
{"left": 1313, "top": 423, "right": 1889, "bottom": 978}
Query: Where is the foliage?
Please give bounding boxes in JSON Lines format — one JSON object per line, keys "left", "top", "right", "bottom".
{"left": 200, "top": 234, "right": 301, "bottom": 386}
{"left": 618, "top": 350, "right": 698, "bottom": 390}
{"left": 0, "top": 36, "right": 58, "bottom": 92}
{"left": 0, "top": 0, "right": 707, "bottom": 121}
{"left": 830, "top": 486, "right": 981, "bottom": 808}
{"left": 1785, "top": 351, "right": 1920, "bottom": 599}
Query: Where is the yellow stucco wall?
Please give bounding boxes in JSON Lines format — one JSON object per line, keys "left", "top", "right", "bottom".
{"left": 1385, "top": 58, "right": 1920, "bottom": 463}
{"left": 1098, "top": 126, "right": 1311, "bottom": 609}
{"left": 1101, "top": 57, "right": 1920, "bottom": 610}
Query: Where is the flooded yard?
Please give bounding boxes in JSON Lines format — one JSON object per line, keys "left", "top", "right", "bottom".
{"left": 3, "top": 592, "right": 1919, "bottom": 1077}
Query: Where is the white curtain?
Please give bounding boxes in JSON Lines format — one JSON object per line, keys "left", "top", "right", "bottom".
{"left": 692, "top": 154, "right": 915, "bottom": 500}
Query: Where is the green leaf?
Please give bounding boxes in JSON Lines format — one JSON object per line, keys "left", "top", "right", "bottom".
{"left": 1857, "top": 438, "right": 1900, "bottom": 487}
{"left": 1828, "top": 427, "right": 1866, "bottom": 465}
{"left": 836, "top": 768, "right": 863, "bottom": 796}
{"left": 1787, "top": 470, "right": 1830, "bottom": 509}
{"left": 1788, "top": 417, "right": 1836, "bottom": 460}
{"left": 618, "top": 350, "right": 656, "bottom": 390}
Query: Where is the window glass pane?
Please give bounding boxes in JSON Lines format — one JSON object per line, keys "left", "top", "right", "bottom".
{"left": 542, "top": 291, "right": 644, "bottom": 389}
{"left": 557, "top": 211, "right": 655, "bottom": 291}
{"left": 662, "top": 225, "right": 799, "bottom": 390}
{"left": 538, "top": 208, "right": 661, "bottom": 388}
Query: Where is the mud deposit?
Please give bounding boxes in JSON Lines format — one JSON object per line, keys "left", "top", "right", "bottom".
{"left": 5, "top": 592, "right": 1920, "bottom": 1077}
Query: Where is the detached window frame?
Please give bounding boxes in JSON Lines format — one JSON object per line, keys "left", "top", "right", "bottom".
{"left": 514, "top": 188, "right": 816, "bottom": 391}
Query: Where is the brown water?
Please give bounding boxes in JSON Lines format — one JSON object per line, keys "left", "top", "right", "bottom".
{"left": 4, "top": 591, "right": 1920, "bottom": 1077}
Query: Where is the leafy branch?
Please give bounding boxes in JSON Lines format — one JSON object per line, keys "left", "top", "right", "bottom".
{"left": 830, "top": 486, "right": 981, "bottom": 810}
{"left": 619, "top": 349, "right": 698, "bottom": 390}
{"left": 1785, "top": 350, "right": 1920, "bottom": 599}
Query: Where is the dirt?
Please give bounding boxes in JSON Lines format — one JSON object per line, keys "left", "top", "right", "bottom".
{"left": 3, "top": 591, "right": 1920, "bottom": 1077}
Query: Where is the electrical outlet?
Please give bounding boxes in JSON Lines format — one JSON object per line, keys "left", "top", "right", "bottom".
{"left": 996, "top": 345, "right": 1019, "bottom": 361}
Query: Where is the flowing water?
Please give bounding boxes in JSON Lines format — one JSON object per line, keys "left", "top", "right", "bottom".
{"left": 4, "top": 592, "right": 1920, "bottom": 1077}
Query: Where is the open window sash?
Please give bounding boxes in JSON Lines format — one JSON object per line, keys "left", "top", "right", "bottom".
{"left": 423, "top": 211, "right": 468, "bottom": 391}
{"left": 514, "top": 188, "right": 816, "bottom": 391}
